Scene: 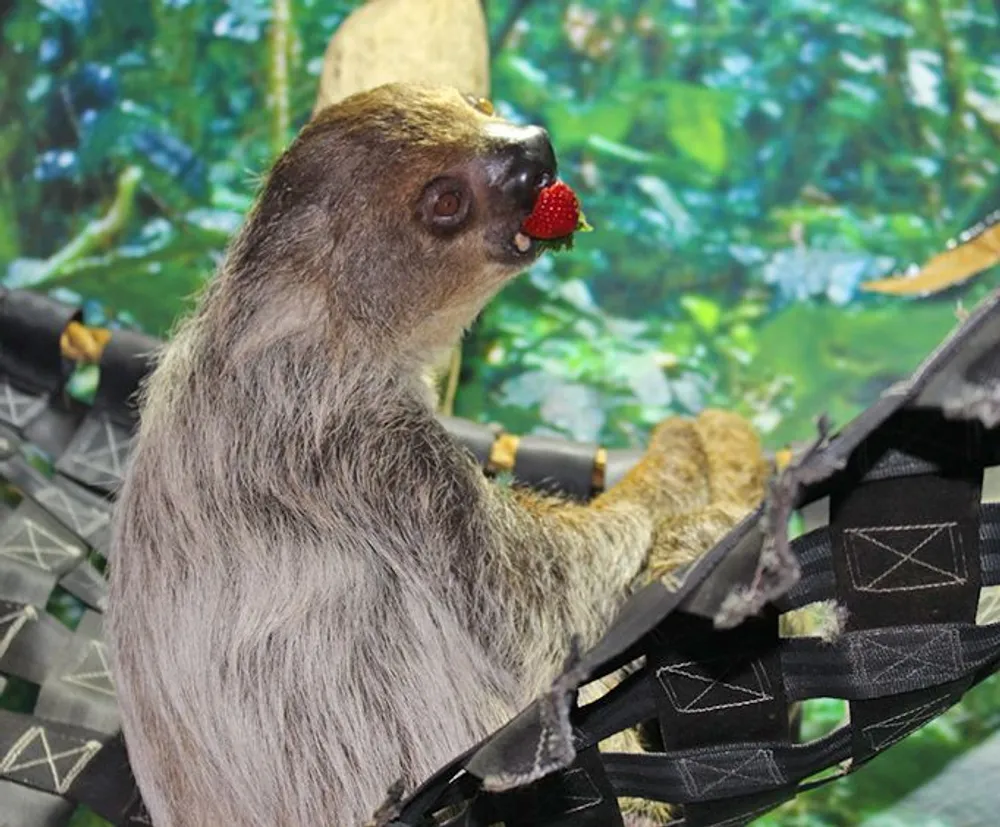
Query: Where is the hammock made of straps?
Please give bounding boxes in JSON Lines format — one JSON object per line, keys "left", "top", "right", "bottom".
{"left": 0, "top": 286, "right": 998, "bottom": 826}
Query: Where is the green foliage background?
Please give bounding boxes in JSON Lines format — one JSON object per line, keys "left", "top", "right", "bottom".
{"left": 2, "top": 0, "right": 1000, "bottom": 824}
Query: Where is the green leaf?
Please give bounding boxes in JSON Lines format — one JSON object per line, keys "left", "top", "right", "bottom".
{"left": 585, "top": 135, "right": 660, "bottom": 166}
{"left": 634, "top": 176, "right": 697, "bottom": 241}
{"left": 41, "top": 243, "right": 211, "bottom": 336}
{"left": 545, "top": 98, "right": 636, "bottom": 152}
{"left": 680, "top": 294, "right": 723, "bottom": 333}
{"left": 663, "top": 83, "right": 729, "bottom": 176}
{"left": 67, "top": 807, "right": 113, "bottom": 827}
{"left": 535, "top": 235, "right": 577, "bottom": 254}
{"left": 745, "top": 301, "right": 963, "bottom": 447}
{"left": 492, "top": 54, "right": 551, "bottom": 110}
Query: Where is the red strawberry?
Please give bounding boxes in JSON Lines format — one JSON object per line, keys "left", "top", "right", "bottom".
{"left": 521, "top": 181, "right": 583, "bottom": 240}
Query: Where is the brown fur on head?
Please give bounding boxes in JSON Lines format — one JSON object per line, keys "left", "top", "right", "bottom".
{"left": 224, "top": 82, "right": 554, "bottom": 367}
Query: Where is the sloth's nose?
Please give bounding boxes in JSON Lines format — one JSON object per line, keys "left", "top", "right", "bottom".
{"left": 500, "top": 126, "right": 558, "bottom": 210}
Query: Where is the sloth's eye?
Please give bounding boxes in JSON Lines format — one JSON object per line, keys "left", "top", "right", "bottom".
{"left": 464, "top": 94, "right": 495, "bottom": 116}
{"left": 419, "top": 178, "right": 473, "bottom": 235}
{"left": 434, "top": 191, "right": 462, "bottom": 218}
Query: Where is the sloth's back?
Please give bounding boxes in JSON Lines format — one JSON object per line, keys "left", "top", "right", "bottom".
{"left": 107, "top": 348, "right": 517, "bottom": 826}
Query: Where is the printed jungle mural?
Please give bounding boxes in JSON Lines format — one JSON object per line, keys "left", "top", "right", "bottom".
{"left": 2, "top": 0, "right": 1000, "bottom": 824}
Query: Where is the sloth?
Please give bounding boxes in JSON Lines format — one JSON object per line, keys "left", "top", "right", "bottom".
{"left": 106, "top": 82, "right": 768, "bottom": 827}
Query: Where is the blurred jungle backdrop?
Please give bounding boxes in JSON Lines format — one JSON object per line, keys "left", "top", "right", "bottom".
{"left": 2, "top": 0, "right": 1000, "bottom": 824}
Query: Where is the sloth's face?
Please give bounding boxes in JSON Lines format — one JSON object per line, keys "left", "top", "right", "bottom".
{"left": 301, "top": 83, "right": 559, "bottom": 271}
{"left": 241, "top": 83, "right": 563, "bottom": 344}
{"left": 409, "top": 93, "right": 558, "bottom": 269}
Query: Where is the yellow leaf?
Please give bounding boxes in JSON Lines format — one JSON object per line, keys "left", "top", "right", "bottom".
{"left": 862, "top": 221, "right": 1000, "bottom": 296}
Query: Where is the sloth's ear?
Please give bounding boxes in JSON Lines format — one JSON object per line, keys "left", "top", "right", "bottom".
{"left": 463, "top": 93, "right": 495, "bottom": 117}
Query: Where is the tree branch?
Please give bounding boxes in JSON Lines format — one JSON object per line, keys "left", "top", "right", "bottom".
{"left": 883, "top": 0, "right": 923, "bottom": 149}
{"left": 927, "top": 0, "right": 967, "bottom": 202}
{"left": 46, "top": 166, "right": 142, "bottom": 279}
{"left": 491, "top": 0, "right": 537, "bottom": 55}
{"left": 268, "top": 0, "right": 292, "bottom": 157}
{"left": 438, "top": 344, "right": 463, "bottom": 415}
{"left": 10, "top": 166, "right": 143, "bottom": 289}
{"left": 927, "top": 0, "right": 965, "bottom": 135}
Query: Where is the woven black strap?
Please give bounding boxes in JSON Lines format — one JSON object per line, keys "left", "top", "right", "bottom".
{"left": 0, "top": 291, "right": 80, "bottom": 398}
{"left": 645, "top": 608, "right": 794, "bottom": 826}
{"left": 829, "top": 410, "right": 984, "bottom": 771}
{"left": 3, "top": 286, "right": 1000, "bottom": 827}
{"left": 54, "top": 330, "right": 159, "bottom": 497}
{"left": 391, "top": 287, "right": 1000, "bottom": 825}
{"left": 445, "top": 745, "right": 624, "bottom": 827}
{"left": 0, "top": 291, "right": 85, "bottom": 460}
{"left": 512, "top": 434, "right": 598, "bottom": 501}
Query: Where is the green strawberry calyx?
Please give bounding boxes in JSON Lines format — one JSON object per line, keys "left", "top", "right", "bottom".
{"left": 533, "top": 210, "right": 593, "bottom": 254}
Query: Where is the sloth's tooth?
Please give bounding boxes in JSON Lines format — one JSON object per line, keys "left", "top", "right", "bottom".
{"left": 514, "top": 232, "right": 532, "bottom": 253}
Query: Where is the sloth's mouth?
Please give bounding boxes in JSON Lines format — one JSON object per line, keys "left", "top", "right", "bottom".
{"left": 501, "top": 228, "right": 540, "bottom": 263}
{"left": 511, "top": 180, "right": 586, "bottom": 258}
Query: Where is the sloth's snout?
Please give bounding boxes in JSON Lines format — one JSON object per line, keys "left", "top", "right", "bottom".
{"left": 501, "top": 127, "right": 557, "bottom": 210}
{"left": 484, "top": 122, "right": 558, "bottom": 211}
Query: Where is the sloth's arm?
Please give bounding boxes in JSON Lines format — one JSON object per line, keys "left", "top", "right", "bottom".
{"left": 473, "top": 410, "right": 768, "bottom": 688}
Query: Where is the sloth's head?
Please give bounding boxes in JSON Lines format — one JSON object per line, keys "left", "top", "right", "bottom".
{"left": 227, "top": 82, "right": 560, "bottom": 360}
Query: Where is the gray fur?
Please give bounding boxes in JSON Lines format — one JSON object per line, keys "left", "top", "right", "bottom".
{"left": 106, "top": 84, "right": 680, "bottom": 827}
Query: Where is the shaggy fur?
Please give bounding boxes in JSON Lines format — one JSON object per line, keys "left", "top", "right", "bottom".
{"left": 106, "top": 83, "right": 767, "bottom": 827}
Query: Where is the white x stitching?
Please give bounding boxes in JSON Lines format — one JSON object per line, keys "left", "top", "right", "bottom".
{"left": 62, "top": 640, "right": 116, "bottom": 696}
{"left": 0, "top": 603, "right": 37, "bottom": 660}
{"left": 0, "top": 725, "right": 101, "bottom": 793}
{"left": 862, "top": 692, "right": 950, "bottom": 751}
{"left": 0, "top": 518, "right": 82, "bottom": 572}
{"left": 844, "top": 523, "right": 966, "bottom": 592}
{"left": 64, "top": 415, "right": 130, "bottom": 481}
{"left": 656, "top": 658, "right": 772, "bottom": 713}
{"left": 34, "top": 487, "right": 109, "bottom": 537}
{"left": 679, "top": 748, "right": 782, "bottom": 798}
{"left": 0, "top": 380, "right": 45, "bottom": 428}
{"left": 854, "top": 629, "right": 961, "bottom": 686}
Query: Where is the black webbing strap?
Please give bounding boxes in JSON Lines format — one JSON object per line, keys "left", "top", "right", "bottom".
{"left": 645, "top": 610, "right": 794, "bottom": 825}
{"left": 55, "top": 330, "right": 159, "bottom": 497}
{"left": 0, "top": 291, "right": 79, "bottom": 398}
{"left": 449, "top": 745, "right": 624, "bottom": 827}
{"left": 0, "top": 709, "right": 104, "bottom": 798}
{"left": 0, "top": 599, "right": 74, "bottom": 685}
{"left": 0, "top": 709, "right": 138, "bottom": 824}
{"left": 573, "top": 669, "right": 652, "bottom": 748}
{"left": 411, "top": 419, "right": 603, "bottom": 501}
{"left": 442, "top": 417, "right": 606, "bottom": 501}
{"left": 0, "top": 291, "right": 85, "bottom": 459}
{"left": 554, "top": 656, "right": 1000, "bottom": 812}
{"left": 512, "top": 435, "right": 598, "bottom": 501}
{"left": 777, "top": 502, "right": 1000, "bottom": 612}
{"left": 0, "top": 426, "right": 112, "bottom": 614}
{"left": 772, "top": 524, "right": 835, "bottom": 611}
{"left": 781, "top": 622, "right": 1000, "bottom": 700}
{"left": 0, "top": 780, "right": 75, "bottom": 826}
{"left": 601, "top": 726, "right": 851, "bottom": 807}
{"left": 91, "top": 331, "right": 159, "bottom": 430}
{"left": 983, "top": 517, "right": 1000, "bottom": 583}
{"left": 565, "top": 619, "right": 1000, "bottom": 755}
{"left": 65, "top": 731, "right": 145, "bottom": 823}
{"left": 0, "top": 444, "right": 113, "bottom": 558}
{"left": 439, "top": 416, "right": 499, "bottom": 468}
{"left": 828, "top": 409, "right": 984, "bottom": 768}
